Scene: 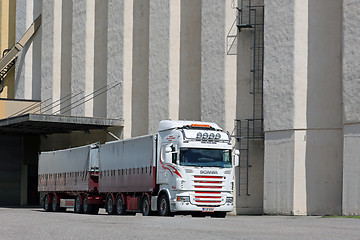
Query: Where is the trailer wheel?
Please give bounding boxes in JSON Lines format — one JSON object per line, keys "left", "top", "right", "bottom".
{"left": 115, "top": 195, "right": 126, "bottom": 215}
{"left": 44, "top": 194, "right": 52, "bottom": 212}
{"left": 106, "top": 195, "right": 116, "bottom": 215}
{"left": 75, "top": 195, "right": 83, "bottom": 213}
{"left": 141, "top": 195, "right": 151, "bottom": 216}
{"left": 158, "top": 194, "right": 170, "bottom": 216}
{"left": 52, "top": 194, "right": 60, "bottom": 212}
{"left": 83, "top": 195, "right": 94, "bottom": 214}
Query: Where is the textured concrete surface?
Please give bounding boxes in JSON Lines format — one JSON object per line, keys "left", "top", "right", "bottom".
{"left": 343, "top": 124, "right": 360, "bottom": 215}
{"left": 342, "top": 0, "right": 360, "bottom": 124}
{"left": 1, "top": 208, "right": 360, "bottom": 240}
{"left": 148, "top": 0, "right": 171, "bottom": 134}
{"left": 179, "top": 0, "right": 201, "bottom": 121}
{"left": 263, "top": 0, "right": 296, "bottom": 131}
{"left": 106, "top": 0, "right": 124, "bottom": 118}
{"left": 131, "top": 0, "right": 149, "bottom": 137}
{"left": 15, "top": 0, "right": 41, "bottom": 100}
{"left": 200, "top": 0, "right": 226, "bottom": 129}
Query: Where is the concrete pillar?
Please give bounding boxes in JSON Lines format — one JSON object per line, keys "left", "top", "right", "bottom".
{"left": 0, "top": 0, "right": 16, "bottom": 98}
{"left": 305, "top": 0, "right": 342, "bottom": 215}
{"left": 148, "top": 0, "right": 180, "bottom": 133}
{"left": 263, "top": 0, "right": 308, "bottom": 215}
{"left": 200, "top": 0, "right": 226, "bottom": 129}
{"left": 60, "top": 0, "right": 72, "bottom": 114}
{"left": 15, "top": 0, "right": 42, "bottom": 100}
{"left": 71, "top": 0, "right": 95, "bottom": 117}
{"left": 263, "top": 0, "right": 342, "bottom": 215}
{"left": 94, "top": 1, "right": 108, "bottom": 118}
{"left": 122, "top": 0, "right": 133, "bottom": 139}
{"left": 132, "top": 0, "right": 149, "bottom": 137}
{"left": 179, "top": 0, "right": 201, "bottom": 121}
{"left": 41, "top": 0, "right": 62, "bottom": 114}
{"left": 342, "top": 0, "right": 360, "bottom": 216}
{"left": 106, "top": 0, "right": 133, "bottom": 139}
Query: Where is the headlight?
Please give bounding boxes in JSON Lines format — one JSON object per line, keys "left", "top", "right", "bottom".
{"left": 177, "top": 196, "right": 190, "bottom": 202}
{"left": 226, "top": 197, "right": 233, "bottom": 203}
{"left": 196, "top": 132, "right": 202, "bottom": 139}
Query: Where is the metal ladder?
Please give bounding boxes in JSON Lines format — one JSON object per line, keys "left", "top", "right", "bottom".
{"left": 233, "top": 1, "right": 264, "bottom": 196}
{"left": 0, "top": 15, "right": 41, "bottom": 93}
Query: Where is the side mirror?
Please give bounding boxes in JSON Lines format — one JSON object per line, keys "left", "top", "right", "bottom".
{"left": 234, "top": 150, "right": 240, "bottom": 167}
{"left": 165, "top": 146, "right": 172, "bottom": 163}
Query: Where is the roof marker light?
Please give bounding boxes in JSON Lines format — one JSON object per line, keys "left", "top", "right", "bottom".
{"left": 202, "top": 133, "right": 209, "bottom": 139}
{"left": 215, "top": 133, "right": 221, "bottom": 140}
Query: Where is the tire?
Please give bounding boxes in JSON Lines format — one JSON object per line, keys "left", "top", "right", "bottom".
{"left": 158, "top": 194, "right": 170, "bottom": 216}
{"left": 83, "top": 195, "right": 94, "bottom": 214}
{"left": 115, "top": 195, "right": 126, "bottom": 215}
{"left": 75, "top": 195, "right": 83, "bottom": 213}
{"left": 141, "top": 195, "right": 151, "bottom": 216}
{"left": 106, "top": 195, "right": 116, "bottom": 215}
{"left": 52, "top": 194, "right": 60, "bottom": 212}
{"left": 44, "top": 195, "right": 52, "bottom": 212}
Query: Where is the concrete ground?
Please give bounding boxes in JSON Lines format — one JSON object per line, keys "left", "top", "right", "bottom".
{"left": 0, "top": 207, "right": 359, "bottom": 240}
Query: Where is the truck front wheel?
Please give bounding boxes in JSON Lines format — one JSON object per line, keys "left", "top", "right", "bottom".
{"left": 158, "top": 194, "right": 170, "bottom": 216}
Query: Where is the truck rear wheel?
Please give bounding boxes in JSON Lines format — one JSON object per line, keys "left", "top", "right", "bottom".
{"left": 75, "top": 195, "right": 83, "bottom": 213}
{"left": 52, "top": 194, "right": 60, "bottom": 212}
{"left": 106, "top": 195, "right": 116, "bottom": 215}
{"left": 44, "top": 194, "right": 52, "bottom": 212}
{"left": 116, "top": 195, "right": 126, "bottom": 215}
{"left": 141, "top": 195, "right": 151, "bottom": 216}
{"left": 158, "top": 194, "right": 170, "bottom": 216}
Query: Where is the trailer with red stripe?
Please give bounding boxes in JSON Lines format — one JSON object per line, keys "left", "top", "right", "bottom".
{"left": 38, "top": 120, "right": 239, "bottom": 217}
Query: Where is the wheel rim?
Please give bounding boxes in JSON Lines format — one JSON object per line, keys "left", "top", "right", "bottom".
{"left": 143, "top": 198, "right": 149, "bottom": 215}
{"left": 83, "top": 196, "right": 88, "bottom": 212}
{"left": 52, "top": 195, "right": 57, "bottom": 211}
{"left": 107, "top": 197, "right": 113, "bottom": 213}
{"left": 44, "top": 196, "right": 49, "bottom": 210}
{"left": 116, "top": 197, "right": 122, "bottom": 214}
{"left": 160, "top": 198, "right": 167, "bottom": 215}
{"left": 76, "top": 196, "right": 81, "bottom": 212}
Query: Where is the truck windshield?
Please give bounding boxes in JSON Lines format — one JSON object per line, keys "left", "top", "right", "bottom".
{"left": 179, "top": 148, "right": 232, "bottom": 168}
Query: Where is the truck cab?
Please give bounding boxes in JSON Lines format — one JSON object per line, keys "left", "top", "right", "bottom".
{"left": 155, "top": 120, "right": 238, "bottom": 217}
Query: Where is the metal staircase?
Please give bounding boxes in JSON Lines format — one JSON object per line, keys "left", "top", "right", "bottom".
{"left": 0, "top": 15, "right": 41, "bottom": 93}
{"left": 232, "top": 1, "right": 264, "bottom": 196}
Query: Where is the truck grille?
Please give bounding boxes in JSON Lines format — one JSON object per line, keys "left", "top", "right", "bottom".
{"left": 192, "top": 175, "right": 224, "bottom": 205}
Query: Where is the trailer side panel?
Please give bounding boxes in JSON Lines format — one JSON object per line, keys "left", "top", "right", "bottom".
{"left": 99, "top": 135, "right": 154, "bottom": 193}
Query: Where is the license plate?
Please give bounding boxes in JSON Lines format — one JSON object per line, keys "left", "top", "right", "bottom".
{"left": 202, "top": 207, "right": 214, "bottom": 212}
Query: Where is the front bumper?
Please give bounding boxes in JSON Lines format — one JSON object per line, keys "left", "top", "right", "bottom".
{"left": 171, "top": 199, "right": 234, "bottom": 212}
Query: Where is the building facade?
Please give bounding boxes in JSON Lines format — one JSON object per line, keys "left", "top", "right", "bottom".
{"left": 1, "top": 0, "right": 360, "bottom": 216}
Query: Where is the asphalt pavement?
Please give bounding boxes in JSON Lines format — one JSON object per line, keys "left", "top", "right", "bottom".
{"left": 0, "top": 207, "right": 359, "bottom": 240}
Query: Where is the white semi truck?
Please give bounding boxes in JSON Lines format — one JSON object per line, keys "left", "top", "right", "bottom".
{"left": 38, "top": 120, "right": 239, "bottom": 217}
